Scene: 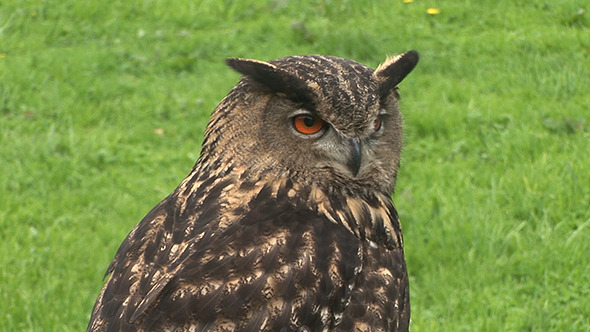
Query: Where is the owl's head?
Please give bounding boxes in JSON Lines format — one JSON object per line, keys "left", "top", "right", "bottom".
{"left": 198, "top": 52, "right": 418, "bottom": 195}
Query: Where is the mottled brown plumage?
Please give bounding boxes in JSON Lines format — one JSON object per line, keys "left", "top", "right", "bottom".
{"left": 88, "top": 51, "right": 419, "bottom": 331}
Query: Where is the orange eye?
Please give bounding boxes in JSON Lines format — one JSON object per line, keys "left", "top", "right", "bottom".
{"left": 292, "top": 114, "right": 325, "bottom": 135}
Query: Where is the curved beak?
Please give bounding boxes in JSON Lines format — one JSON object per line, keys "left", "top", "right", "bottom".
{"left": 347, "top": 138, "right": 362, "bottom": 176}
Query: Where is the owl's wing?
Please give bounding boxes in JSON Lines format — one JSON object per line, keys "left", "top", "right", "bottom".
{"left": 88, "top": 185, "right": 364, "bottom": 331}
{"left": 87, "top": 196, "right": 177, "bottom": 332}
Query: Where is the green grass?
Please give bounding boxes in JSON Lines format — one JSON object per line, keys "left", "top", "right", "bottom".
{"left": 1, "top": 0, "right": 588, "bottom": 330}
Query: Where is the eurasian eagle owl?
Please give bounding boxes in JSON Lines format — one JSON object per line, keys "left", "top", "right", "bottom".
{"left": 88, "top": 51, "right": 419, "bottom": 331}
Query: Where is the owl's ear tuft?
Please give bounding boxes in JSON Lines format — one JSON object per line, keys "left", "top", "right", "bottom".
{"left": 226, "top": 58, "right": 281, "bottom": 86}
{"left": 373, "top": 50, "right": 419, "bottom": 97}
{"left": 226, "top": 58, "right": 313, "bottom": 103}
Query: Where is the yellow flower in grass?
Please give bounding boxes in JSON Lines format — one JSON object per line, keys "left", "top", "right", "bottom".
{"left": 403, "top": 0, "right": 413, "bottom": 3}
{"left": 427, "top": 8, "right": 440, "bottom": 15}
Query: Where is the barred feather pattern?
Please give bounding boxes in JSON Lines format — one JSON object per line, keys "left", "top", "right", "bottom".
{"left": 88, "top": 163, "right": 409, "bottom": 331}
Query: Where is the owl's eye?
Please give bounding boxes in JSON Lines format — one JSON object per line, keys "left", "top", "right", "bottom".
{"left": 292, "top": 114, "right": 326, "bottom": 135}
{"left": 373, "top": 118, "right": 383, "bottom": 132}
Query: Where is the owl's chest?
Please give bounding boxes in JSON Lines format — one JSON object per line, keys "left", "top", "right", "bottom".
{"left": 231, "top": 216, "right": 409, "bottom": 331}
{"left": 332, "top": 241, "right": 409, "bottom": 331}
{"left": 160, "top": 188, "right": 409, "bottom": 330}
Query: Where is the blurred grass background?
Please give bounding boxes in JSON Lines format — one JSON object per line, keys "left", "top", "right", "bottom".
{"left": 1, "top": 0, "right": 589, "bottom": 330}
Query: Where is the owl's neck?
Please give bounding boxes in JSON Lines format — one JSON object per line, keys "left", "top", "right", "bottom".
{"left": 303, "top": 181, "right": 404, "bottom": 250}
{"left": 175, "top": 165, "right": 403, "bottom": 250}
